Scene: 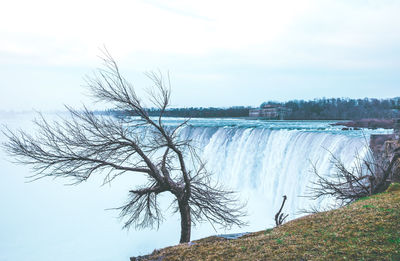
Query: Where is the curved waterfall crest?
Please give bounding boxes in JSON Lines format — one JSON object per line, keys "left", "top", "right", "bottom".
{"left": 178, "top": 125, "right": 367, "bottom": 220}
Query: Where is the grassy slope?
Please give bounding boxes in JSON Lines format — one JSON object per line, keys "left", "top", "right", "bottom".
{"left": 137, "top": 184, "right": 400, "bottom": 261}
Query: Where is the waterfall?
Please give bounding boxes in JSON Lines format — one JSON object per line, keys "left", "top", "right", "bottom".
{"left": 179, "top": 125, "right": 367, "bottom": 229}
{"left": 0, "top": 115, "right": 391, "bottom": 260}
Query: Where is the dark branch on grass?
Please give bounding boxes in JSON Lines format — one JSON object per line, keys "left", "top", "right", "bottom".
{"left": 274, "top": 195, "right": 288, "bottom": 227}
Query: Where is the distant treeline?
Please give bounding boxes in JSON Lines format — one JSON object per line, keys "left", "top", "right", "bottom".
{"left": 264, "top": 97, "right": 400, "bottom": 120}
{"left": 99, "top": 97, "right": 400, "bottom": 120}
{"left": 103, "top": 106, "right": 251, "bottom": 118}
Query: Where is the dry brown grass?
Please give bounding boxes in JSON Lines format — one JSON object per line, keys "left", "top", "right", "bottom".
{"left": 135, "top": 183, "right": 400, "bottom": 261}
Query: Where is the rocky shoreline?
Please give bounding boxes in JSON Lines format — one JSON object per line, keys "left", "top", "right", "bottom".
{"left": 331, "top": 118, "right": 394, "bottom": 129}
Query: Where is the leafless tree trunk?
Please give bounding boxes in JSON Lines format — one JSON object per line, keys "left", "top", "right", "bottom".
{"left": 178, "top": 200, "right": 191, "bottom": 243}
{"left": 2, "top": 49, "right": 246, "bottom": 243}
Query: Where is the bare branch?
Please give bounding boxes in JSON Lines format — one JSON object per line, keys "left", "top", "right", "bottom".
{"left": 307, "top": 144, "right": 399, "bottom": 206}
{"left": 275, "top": 195, "right": 288, "bottom": 227}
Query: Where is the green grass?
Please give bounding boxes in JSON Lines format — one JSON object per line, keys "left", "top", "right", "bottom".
{"left": 136, "top": 183, "right": 400, "bottom": 260}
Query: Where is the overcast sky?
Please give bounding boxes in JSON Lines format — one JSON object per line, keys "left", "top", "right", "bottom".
{"left": 1, "top": 0, "right": 399, "bottom": 111}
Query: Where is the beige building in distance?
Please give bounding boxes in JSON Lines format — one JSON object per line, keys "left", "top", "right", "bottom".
{"left": 249, "top": 104, "right": 290, "bottom": 119}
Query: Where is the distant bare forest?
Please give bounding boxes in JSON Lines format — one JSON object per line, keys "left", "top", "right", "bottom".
{"left": 102, "top": 97, "right": 400, "bottom": 120}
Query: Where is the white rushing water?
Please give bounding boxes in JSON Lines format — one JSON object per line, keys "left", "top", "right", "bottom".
{"left": 180, "top": 124, "right": 364, "bottom": 220}
{"left": 0, "top": 113, "right": 392, "bottom": 261}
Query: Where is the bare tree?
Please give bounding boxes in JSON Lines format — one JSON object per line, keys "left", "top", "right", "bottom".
{"left": 2, "top": 50, "right": 246, "bottom": 243}
{"left": 308, "top": 146, "right": 400, "bottom": 206}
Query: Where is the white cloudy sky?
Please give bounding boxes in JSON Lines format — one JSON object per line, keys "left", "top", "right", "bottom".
{"left": 0, "top": 0, "right": 399, "bottom": 110}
